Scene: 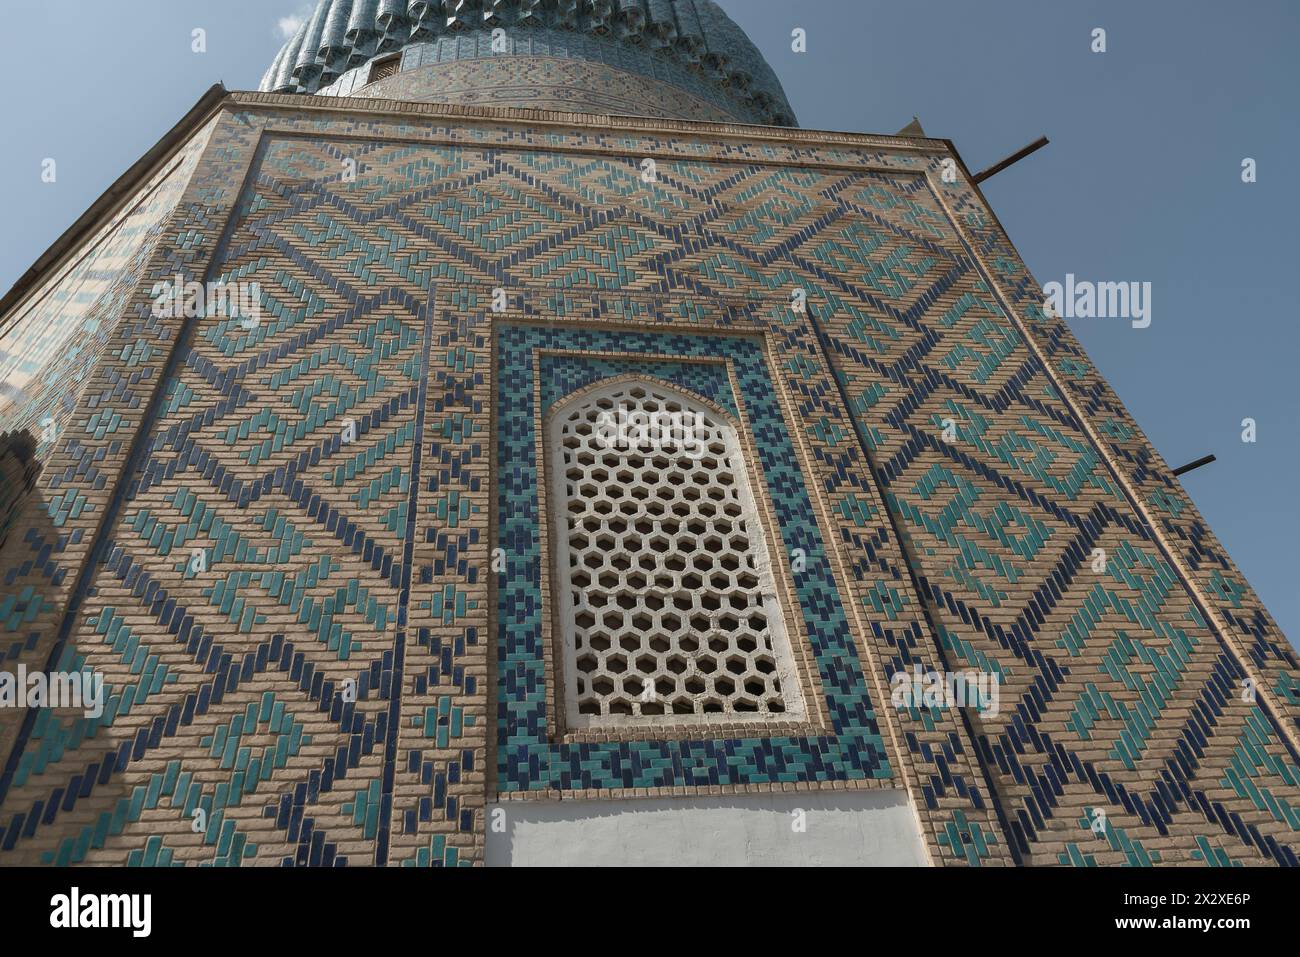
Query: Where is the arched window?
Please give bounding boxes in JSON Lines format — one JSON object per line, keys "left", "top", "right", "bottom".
{"left": 548, "top": 378, "right": 805, "bottom": 730}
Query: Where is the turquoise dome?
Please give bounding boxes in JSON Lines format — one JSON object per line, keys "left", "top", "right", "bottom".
{"left": 260, "top": 0, "right": 798, "bottom": 127}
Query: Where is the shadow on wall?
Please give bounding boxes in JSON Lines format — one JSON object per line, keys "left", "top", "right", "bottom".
{"left": 0, "top": 432, "right": 149, "bottom": 865}
{"left": 0, "top": 431, "right": 40, "bottom": 553}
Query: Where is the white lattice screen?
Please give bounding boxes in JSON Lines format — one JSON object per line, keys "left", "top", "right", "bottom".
{"left": 548, "top": 379, "right": 805, "bottom": 730}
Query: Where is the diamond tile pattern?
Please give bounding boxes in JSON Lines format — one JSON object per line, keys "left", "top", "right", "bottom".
{"left": 0, "top": 97, "right": 1294, "bottom": 869}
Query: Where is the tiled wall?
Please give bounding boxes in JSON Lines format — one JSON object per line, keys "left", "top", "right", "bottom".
{"left": 0, "top": 94, "right": 1294, "bottom": 867}
{"left": 0, "top": 432, "right": 39, "bottom": 552}
{"left": 343, "top": 57, "right": 739, "bottom": 124}
{"left": 0, "top": 122, "right": 214, "bottom": 461}
{"left": 495, "top": 326, "right": 891, "bottom": 792}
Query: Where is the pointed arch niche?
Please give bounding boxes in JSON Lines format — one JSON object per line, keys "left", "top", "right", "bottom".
{"left": 545, "top": 376, "right": 808, "bottom": 732}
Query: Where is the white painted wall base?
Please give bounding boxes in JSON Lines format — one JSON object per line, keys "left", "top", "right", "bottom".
{"left": 487, "top": 789, "right": 929, "bottom": 867}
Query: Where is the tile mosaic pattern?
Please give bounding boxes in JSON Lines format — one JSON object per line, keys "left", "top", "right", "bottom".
{"left": 496, "top": 326, "right": 889, "bottom": 788}
{"left": 0, "top": 93, "right": 1293, "bottom": 867}
{"left": 0, "top": 126, "right": 213, "bottom": 461}
{"left": 0, "top": 110, "right": 231, "bottom": 789}
{"left": 263, "top": 0, "right": 796, "bottom": 126}
{"left": 0, "top": 111, "right": 276, "bottom": 865}
{"left": 932, "top": 166, "right": 1300, "bottom": 744}
{"left": 805, "top": 168, "right": 1300, "bottom": 865}
{"left": 0, "top": 433, "right": 39, "bottom": 552}
{"left": 343, "top": 58, "right": 738, "bottom": 124}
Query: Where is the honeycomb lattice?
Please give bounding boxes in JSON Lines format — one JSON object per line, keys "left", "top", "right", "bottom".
{"left": 549, "top": 380, "right": 804, "bottom": 729}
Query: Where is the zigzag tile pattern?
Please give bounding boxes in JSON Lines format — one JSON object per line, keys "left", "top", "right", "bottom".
{"left": 0, "top": 95, "right": 1294, "bottom": 867}
{"left": 813, "top": 170, "right": 1300, "bottom": 865}
{"left": 934, "top": 166, "right": 1300, "bottom": 739}
{"left": 0, "top": 112, "right": 234, "bottom": 793}
{"left": 0, "top": 122, "right": 213, "bottom": 462}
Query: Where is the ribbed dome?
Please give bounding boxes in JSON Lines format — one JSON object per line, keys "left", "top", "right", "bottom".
{"left": 259, "top": 0, "right": 797, "bottom": 127}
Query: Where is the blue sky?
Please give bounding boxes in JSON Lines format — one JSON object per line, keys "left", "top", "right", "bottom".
{"left": 0, "top": 0, "right": 1295, "bottom": 642}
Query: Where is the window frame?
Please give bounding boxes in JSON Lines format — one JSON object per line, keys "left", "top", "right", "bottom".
{"left": 544, "top": 375, "right": 811, "bottom": 734}
{"left": 367, "top": 53, "right": 402, "bottom": 85}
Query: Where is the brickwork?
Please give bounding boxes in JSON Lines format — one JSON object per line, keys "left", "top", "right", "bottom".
{"left": 346, "top": 58, "right": 738, "bottom": 124}
{"left": 265, "top": 0, "right": 797, "bottom": 126}
{"left": 0, "top": 432, "right": 39, "bottom": 553}
{"left": 0, "top": 124, "right": 214, "bottom": 462}
{"left": 0, "top": 108, "right": 263, "bottom": 862}
{"left": 0, "top": 93, "right": 1293, "bottom": 867}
